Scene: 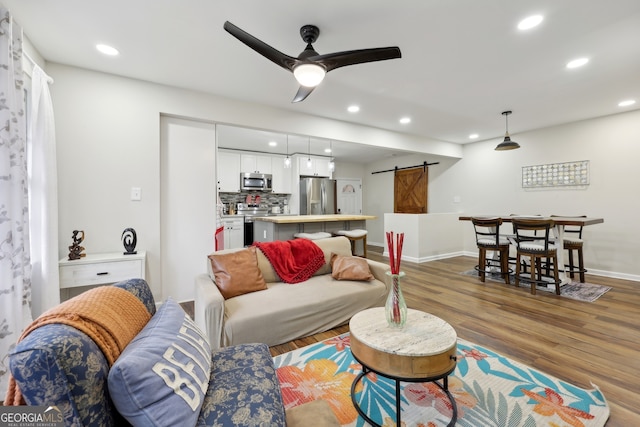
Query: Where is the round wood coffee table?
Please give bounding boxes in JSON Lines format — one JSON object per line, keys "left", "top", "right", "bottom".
{"left": 349, "top": 307, "right": 458, "bottom": 427}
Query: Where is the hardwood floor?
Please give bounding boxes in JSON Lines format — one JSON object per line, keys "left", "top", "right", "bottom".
{"left": 266, "top": 247, "right": 639, "bottom": 427}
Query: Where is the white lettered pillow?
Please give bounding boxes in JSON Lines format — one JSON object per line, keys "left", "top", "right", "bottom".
{"left": 108, "top": 298, "right": 212, "bottom": 426}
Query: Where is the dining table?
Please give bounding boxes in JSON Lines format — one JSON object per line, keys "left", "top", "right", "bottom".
{"left": 458, "top": 215, "right": 604, "bottom": 286}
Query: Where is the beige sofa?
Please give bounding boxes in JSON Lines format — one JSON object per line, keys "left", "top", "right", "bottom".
{"left": 195, "top": 236, "right": 390, "bottom": 349}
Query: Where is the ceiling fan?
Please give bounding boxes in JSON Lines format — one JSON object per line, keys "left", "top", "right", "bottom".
{"left": 223, "top": 21, "right": 402, "bottom": 103}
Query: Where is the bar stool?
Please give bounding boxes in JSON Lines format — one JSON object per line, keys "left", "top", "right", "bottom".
{"left": 471, "top": 217, "right": 511, "bottom": 284}
{"left": 334, "top": 229, "right": 368, "bottom": 257}
{"left": 551, "top": 215, "right": 587, "bottom": 283}
{"left": 512, "top": 218, "right": 561, "bottom": 295}
{"left": 293, "top": 232, "right": 332, "bottom": 240}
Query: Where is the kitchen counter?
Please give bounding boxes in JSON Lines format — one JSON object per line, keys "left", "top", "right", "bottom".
{"left": 253, "top": 214, "right": 376, "bottom": 223}
{"left": 252, "top": 214, "right": 376, "bottom": 242}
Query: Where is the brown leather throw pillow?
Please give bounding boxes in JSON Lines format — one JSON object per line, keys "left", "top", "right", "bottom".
{"left": 208, "top": 247, "right": 267, "bottom": 299}
{"left": 330, "top": 253, "right": 374, "bottom": 281}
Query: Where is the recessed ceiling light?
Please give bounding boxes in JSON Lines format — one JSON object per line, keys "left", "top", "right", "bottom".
{"left": 324, "top": 148, "right": 332, "bottom": 153}
{"left": 469, "top": 134, "right": 479, "bottom": 139}
{"left": 618, "top": 99, "right": 636, "bottom": 107}
{"left": 96, "top": 44, "right": 119, "bottom": 56}
{"left": 268, "top": 141, "right": 277, "bottom": 147}
{"left": 399, "top": 117, "right": 411, "bottom": 124}
{"left": 347, "top": 105, "right": 360, "bottom": 113}
{"left": 518, "top": 15, "right": 543, "bottom": 30}
{"left": 566, "top": 57, "right": 589, "bottom": 69}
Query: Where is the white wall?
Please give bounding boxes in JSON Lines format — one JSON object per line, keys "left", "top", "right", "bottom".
{"left": 49, "top": 63, "right": 461, "bottom": 302}
{"left": 363, "top": 110, "right": 640, "bottom": 280}
{"left": 363, "top": 153, "right": 462, "bottom": 247}
{"left": 457, "top": 111, "right": 640, "bottom": 280}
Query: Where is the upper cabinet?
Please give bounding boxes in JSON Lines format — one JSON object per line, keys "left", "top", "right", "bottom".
{"left": 271, "top": 156, "right": 292, "bottom": 194}
{"left": 298, "top": 156, "right": 332, "bottom": 178}
{"left": 217, "top": 150, "right": 241, "bottom": 192}
{"left": 241, "top": 153, "right": 272, "bottom": 174}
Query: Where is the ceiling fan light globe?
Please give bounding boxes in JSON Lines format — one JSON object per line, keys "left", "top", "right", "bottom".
{"left": 294, "top": 63, "right": 326, "bottom": 87}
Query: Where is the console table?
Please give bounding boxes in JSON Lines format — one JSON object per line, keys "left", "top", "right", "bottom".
{"left": 59, "top": 251, "right": 146, "bottom": 300}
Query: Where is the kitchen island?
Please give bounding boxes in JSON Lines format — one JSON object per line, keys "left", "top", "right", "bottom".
{"left": 252, "top": 214, "right": 376, "bottom": 242}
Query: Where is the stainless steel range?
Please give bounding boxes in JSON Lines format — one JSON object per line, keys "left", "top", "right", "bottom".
{"left": 236, "top": 203, "right": 270, "bottom": 246}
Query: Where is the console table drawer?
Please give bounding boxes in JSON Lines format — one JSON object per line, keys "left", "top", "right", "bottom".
{"left": 59, "top": 252, "right": 146, "bottom": 289}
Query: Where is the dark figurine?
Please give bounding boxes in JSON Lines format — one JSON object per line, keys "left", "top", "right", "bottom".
{"left": 122, "top": 228, "right": 137, "bottom": 255}
{"left": 68, "top": 230, "right": 86, "bottom": 260}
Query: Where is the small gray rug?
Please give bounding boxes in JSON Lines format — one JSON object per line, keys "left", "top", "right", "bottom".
{"left": 460, "top": 269, "right": 611, "bottom": 302}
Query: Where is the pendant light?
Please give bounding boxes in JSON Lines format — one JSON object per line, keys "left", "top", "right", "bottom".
{"left": 328, "top": 140, "right": 335, "bottom": 172}
{"left": 283, "top": 135, "right": 291, "bottom": 168}
{"left": 307, "top": 137, "right": 313, "bottom": 168}
{"left": 495, "top": 110, "right": 521, "bottom": 151}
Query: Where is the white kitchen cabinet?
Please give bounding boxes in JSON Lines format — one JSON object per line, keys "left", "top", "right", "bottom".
{"left": 218, "top": 150, "right": 241, "bottom": 192}
{"left": 223, "top": 217, "right": 244, "bottom": 249}
{"left": 298, "top": 156, "right": 332, "bottom": 178}
{"left": 241, "top": 153, "right": 272, "bottom": 174}
{"left": 271, "top": 156, "right": 292, "bottom": 193}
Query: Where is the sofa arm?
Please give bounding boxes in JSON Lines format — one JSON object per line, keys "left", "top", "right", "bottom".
{"left": 366, "top": 259, "right": 391, "bottom": 292}
{"left": 195, "top": 274, "right": 225, "bottom": 350}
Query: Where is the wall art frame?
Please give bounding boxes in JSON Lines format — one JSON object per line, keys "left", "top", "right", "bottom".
{"left": 522, "top": 160, "right": 589, "bottom": 188}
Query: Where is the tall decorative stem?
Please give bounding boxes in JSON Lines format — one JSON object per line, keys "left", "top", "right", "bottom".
{"left": 385, "top": 271, "right": 407, "bottom": 328}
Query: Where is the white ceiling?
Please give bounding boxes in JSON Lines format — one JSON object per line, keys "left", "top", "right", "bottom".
{"left": 5, "top": 0, "right": 640, "bottom": 162}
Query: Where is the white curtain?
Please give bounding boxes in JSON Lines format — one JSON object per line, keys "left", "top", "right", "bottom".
{"left": 0, "top": 8, "right": 32, "bottom": 394}
{"left": 28, "top": 65, "right": 59, "bottom": 317}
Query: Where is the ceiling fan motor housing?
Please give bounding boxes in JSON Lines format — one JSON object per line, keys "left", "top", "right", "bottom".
{"left": 300, "top": 25, "right": 320, "bottom": 44}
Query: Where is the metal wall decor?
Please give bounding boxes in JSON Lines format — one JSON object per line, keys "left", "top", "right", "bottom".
{"left": 522, "top": 160, "right": 589, "bottom": 188}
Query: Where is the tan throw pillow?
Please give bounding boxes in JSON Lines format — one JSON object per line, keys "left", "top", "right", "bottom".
{"left": 330, "top": 253, "right": 374, "bottom": 281}
{"left": 208, "top": 247, "right": 267, "bottom": 299}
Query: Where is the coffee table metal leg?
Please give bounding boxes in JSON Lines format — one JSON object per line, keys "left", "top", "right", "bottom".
{"left": 351, "top": 368, "right": 382, "bottom": 427}
{"left": 395, "top": 379, "right": 401, "bottom": 426}
{"left": 351, "top": 368, "right": 458, "bottom": 427}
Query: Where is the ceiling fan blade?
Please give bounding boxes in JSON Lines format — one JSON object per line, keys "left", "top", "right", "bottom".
{"left": 292, "top": 85, "right": 316, "bottom": 103}
{"left": 310, "top": 47, "right": 401, "bottom": 72}
{"left": 224, "top": 21, "right": 299, "bottom": 71}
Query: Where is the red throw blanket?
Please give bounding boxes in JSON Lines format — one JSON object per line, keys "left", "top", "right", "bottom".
{"left": 254, "top": 239, "right": 325, "bottom": 284}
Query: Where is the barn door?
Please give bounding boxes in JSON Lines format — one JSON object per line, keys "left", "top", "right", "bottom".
{"left": 394, "top": 166, "right": 428, "bottom": 213}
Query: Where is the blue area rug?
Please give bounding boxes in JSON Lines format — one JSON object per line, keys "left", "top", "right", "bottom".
{"left": 273, "top": 334, "right": 609, "bottom": 427}
{"left": 460, "top": 269, "right": 611, "bottom": 302}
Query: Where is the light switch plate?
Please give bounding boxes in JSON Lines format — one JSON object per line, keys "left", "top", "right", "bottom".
{"left": 131, "top": 187, "right": 142, "bottom": 201}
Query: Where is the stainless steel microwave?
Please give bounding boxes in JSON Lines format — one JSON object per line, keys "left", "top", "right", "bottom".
{"left": 240, "top": 172, "right": 272, "bottom": 192}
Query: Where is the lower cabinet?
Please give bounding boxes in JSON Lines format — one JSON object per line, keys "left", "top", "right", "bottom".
{"left": 223, "top": 217, "right": 244, "bottom": 249}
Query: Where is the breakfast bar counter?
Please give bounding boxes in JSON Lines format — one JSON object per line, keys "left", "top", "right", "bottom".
{"left": 253, "top": 214, "right": 376, "bottom": 223}
{"left": 252, "top": 214, "right": 376, "bottom": 242}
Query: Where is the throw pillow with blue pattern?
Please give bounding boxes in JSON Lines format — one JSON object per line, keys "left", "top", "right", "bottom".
{"left": 108, "top": 298, "right": 211, "bottom": 426}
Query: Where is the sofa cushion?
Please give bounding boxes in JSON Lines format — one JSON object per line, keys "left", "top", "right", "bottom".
{"left": 222, "top": 274, "right": 387, "bottom": 346}
{"left": 208, "top": 246, "right": 267, "bottom": 299}
{"left": 196, "top": 343, "right": 286, "bottom": 426}
{"left": 330, "top": 253, "right": 374, "bottom": 281}
{"left": 108, "top": 298, "right": 211, "bottom": 427}
{"left": 311, "top": 236, "right": 354, "bottom": 276}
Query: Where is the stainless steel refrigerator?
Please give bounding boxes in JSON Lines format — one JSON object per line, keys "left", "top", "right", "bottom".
{"left": 299, "top": 178, "right": 336, "bottom": 215}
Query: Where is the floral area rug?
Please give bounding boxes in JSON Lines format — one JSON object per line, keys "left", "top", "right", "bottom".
{"left": 460, "top": 270, "right": 611, "bottom": 302}
{"left": 273, "top": 334, "right": 609, "bottom": 427}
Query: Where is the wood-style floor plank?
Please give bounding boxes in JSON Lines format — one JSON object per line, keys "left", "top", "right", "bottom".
{"left": 266, "top": 248, "right": 640, "bottom": 427}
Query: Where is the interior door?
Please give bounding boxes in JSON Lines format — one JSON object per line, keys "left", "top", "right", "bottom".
{"left": 394, "top": 167, "right": 428, "bottom": 213}
{"left": 336, "top": 178, "right": 362, "bottom": 214}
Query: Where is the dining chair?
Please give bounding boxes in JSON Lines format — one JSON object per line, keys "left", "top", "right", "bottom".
{"left": 551, "top": 215, "right": 587, "bottom": 283}
{"left": 471, "top": 217, "right": 511, "bottom": 285}
{"left": 512, "top": 218, "right": 561, "bottom": 295}
{"left": 507, "top": 214, "right": 543, "bottom": 274}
